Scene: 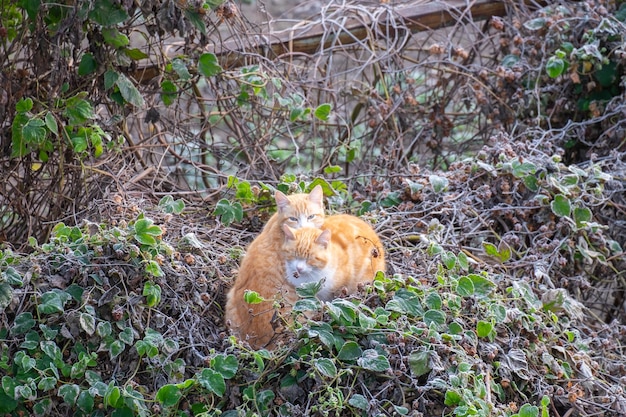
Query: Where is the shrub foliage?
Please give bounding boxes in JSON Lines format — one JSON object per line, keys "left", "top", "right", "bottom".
{"left": 1, "top": 0, "right": 626, "bottom": 416}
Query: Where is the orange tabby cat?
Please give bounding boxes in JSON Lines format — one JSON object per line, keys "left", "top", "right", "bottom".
{"left": 282, "top": 214, "right": 385, "bottom": 302}
{"left": 224, "top": 185, "right": 325, "bottom": 349}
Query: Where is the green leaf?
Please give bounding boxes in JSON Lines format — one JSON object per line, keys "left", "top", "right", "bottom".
{"left": 161, "top": 80, "right": 178, "bottom": 106}
{"left": 213, "top": 354, "right": 238, "bottom": 379}
{"left": 0, "top": 282, "right": 13, "bottom": 311}
{"left": 143, "top": 281, "right": 162, "bottom": 307}
{"left": 159, "top": 195, "right": 185, "bottom": 214}
{"left": 172, "top": 59, "right": 191, "bottom": 81}
{"left": 444, "top": 389, "right": 462, "bottom": 406}
{"left": 96, "top": 321, "right": 112, "bottom": 338}
{"left": 198, "top": 368, "right": 226, "bottom": 396}
{"left": 44, "top": 112, "right": 58, "bottom": 136}
{"left": 213, "top": 199, "right": 243, "bottom": 226}
{"left": 551, "top": 194, "right": 571, "bottom": 217}
{"left": 145, "top": 260, "right": 164, "bottom": 277}
{"left": 198, "top": 53, "right": 222, "bottom": 77}
{"left": 424, "top": 292, "right": 442, "bottom": 310}
{"left": 323, "top": 165, "right": 342, "bottom": 175}
{"left": 124, "top": 48, "right": 149, "bottom": 60}
{"left": 348, "top": 394, "right": 369, "bottom": 410}
{"left": 134, "top": 218, "right": 162, "bottom": 245}
{"left": 109, "top": 340, "right": 125, "bottom": 359}
{"left": 467, "top": 274, "right": 495, "bottom": 298}
{"left": 22, "top": 118, "right": 47, "bottom": 144}
{"left": 38, "top": 289, "right": 71, "bottom": 314}
{"left": 78, "top": 53, "right": 97, "bottom": 76}
{"left": 314, "top": 358, "right": 337, "bottom": 378}
{"left": 546, "top": 56, "right": 565, "bottom": 78}
{"left": 64, "top": 95, "right": 95, "bottom": 125}
{"left": 37, "top": 377, "right": 57, "bottom": 392}
{"left": 337, "top": 341, "right": 363, "bottom": 362}
{"left": 523, "top": 17, "right": 546, "bottom": 31}
{"left": 104, "top": 70, "right": 118, "bottom": 90}
{"left": 476, "top": 320, "right": 493, "bottom": 338}
{"left": 243, "top": 290, "right": 264, "bottom": 304}
{"left": 104, "top": 383, "right": 122, "bottom": 408}
{"left": 156, "top": 384, "right": 182, "bottom": 407}
{"left": 41, "top": 340, "right": 62, "bottom": 361}
{"left": 102, "top": 27, "right": 129, "bottom": 48}
{"left": 456, "top": 276, "right": 474, "bottom": 297}
{"left": 293, "top": 298, "right": 321, "bottom": 312}
{"left": 116, "top": 73, "right": 145, "bottom": 107}
{"left": 71, "top": 133, "right": 88, "bottom": 153}
{"left": 429, "top": 175, "right": 449, "bottom": 193}
{"left": 423, "top": 309, "right": 446, "bottom": 327}
{"left": 441, "top": 251, "right": 456, "bottom": 269}
{"left": 314, "top": 103, "right": 331, "bottom": 121}
{"left": 358, "top": 349, "right": 390, "bottom": 372}
{"left": 386, "top": 288, "right": 423, "bottom": 317}
{"left": 79, "top": 313, "right": 96, "bottom": 335}
{"left": 59, "top": 384, "right": 80, "bottom": 406}
{"left": 573, "top": 207, "right": 592, "bottom": 228}
{"left": 88, "top": 0, "right": 129, "bottom": 26}
{"left": 408, "top": 349, "right": 431, "bottom": 377}
{"left": 16, "top": 97, "right": 33, "bottom": 112}
{"left": 77, "top": 390, "right": 95, "bottom": 412}
{"left": 518, "top": 403, "right": 539, "bottom": 417}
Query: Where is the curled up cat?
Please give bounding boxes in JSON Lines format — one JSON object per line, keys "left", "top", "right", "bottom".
{"left": 224, "top": 187, "right": 385, "bottom": 349}
{"left": 224, "top": 185, "right": 325, "bottom": 349}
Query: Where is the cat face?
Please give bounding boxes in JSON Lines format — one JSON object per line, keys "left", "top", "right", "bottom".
{"left": 275, "top": 185, "right": 324, "bottom": 229}
{"left": 282, "top": 225, "right": 334, "bottom": 299}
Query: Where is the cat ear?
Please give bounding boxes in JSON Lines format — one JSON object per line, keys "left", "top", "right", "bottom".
{"left": 308, "top": 185, "right": 324, "bottom": 206}
{"left": 282, "top": 224, "right": 296, "bottom": 240}
{"left": 275, "top": 190, "right": 289, "bottom": 211}
{"left": 315, "top": 229, "right": 331, "bottom": 248}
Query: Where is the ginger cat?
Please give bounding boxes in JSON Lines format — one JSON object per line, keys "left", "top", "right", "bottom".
{"left": 224, "top": 185, "right": 325, "bottom": 349}
{"left": 282, "top": 214, "right": 385, "bottom": 302}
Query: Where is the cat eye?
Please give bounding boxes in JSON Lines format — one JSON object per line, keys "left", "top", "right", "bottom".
{"left": 288, "top": 217, "right": 298, "bottom": 222}
{"left": 308, "top": 214, "right": 317, "bottom": 220}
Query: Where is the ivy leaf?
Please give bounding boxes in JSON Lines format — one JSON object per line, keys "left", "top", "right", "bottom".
{"left": 172, "top": 59, "right": 191, "bottom": 81}
{"left": 143, "top": 281, "right": 162, "bottom": 307}
{"left": 429, "top": 175, "right": 449, "bottom": 193}
{"left": 78, "top": 53, "right": 97, "bottom": 76}
{"left": 358, "top": 349, "right": 390, "bottom": 372}
{"left": 348, "top": 394, "right": 369, "bottom": 411}
{"left": 198, "top": 368, "right": 225, "bottom": 396}
{"left": 156, "top": 384, "right": 182, "bottom": 407}
{"left": 408, "top": 350, "right": 432, "bottom": 377}
{"left": 314, "top": 358, "right": 337, "bottom": 378}
{"left": 88, "top": 0, "right": 129, "bottom": 26}
{"left": 134, "top": 218, "right": 162, "bottom": 245}
{"left": 243, "top": 290, "right": 264, "bottom": 304}
{"left": 125, "top": 48, "right": 149, "bottom": 60}
{"left": 423, "top": 309, "right": 446, "bottom": 328}
{"left": 212, "top": 354, "right": 238, "bottom": 379}
{"left": 58, "top": 384, "right": 80, "bottom": 405}
{"left": 476, "top": 320, "right": 494, "bottom": 338}
{"left": 551, "top": 194, "right": 571, "bottom": 217}
{"left": 161, "top": 80, "right": 178, "bottom": 106}
{"left": 546, "top": 56, "right": 565, "bottom": 78}
{"left": 64, "top": 95, "right": 95, "bottom": 125}
{"left": 213, "top": 199, "right": 243, "bottom": 226}
{"left": 573, "top": 207, "right": 592, "bottom": 228}
{"left": 38, "top": 290, "right": 71, "bottom": 315}
{"left": 337, "top": 341, "right": 362, "bottom": 362}
{"left": 314, "top": 103, "right": 331, "bottom": 121}
{"left": 116, "top": 73, "right": 145, "bottom": 108}
{"left": 198, "top": 53, "right": 222, "bottom": 77}
{"left": 0, "top": 282, "right": 13, "bottom": 311}
{"left": 102, "top": 27, "right": 129, "bottom": 49}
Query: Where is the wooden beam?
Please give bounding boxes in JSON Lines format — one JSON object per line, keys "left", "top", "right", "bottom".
{"left": 132, "top": 0, "right": 540, "bottom": 81}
